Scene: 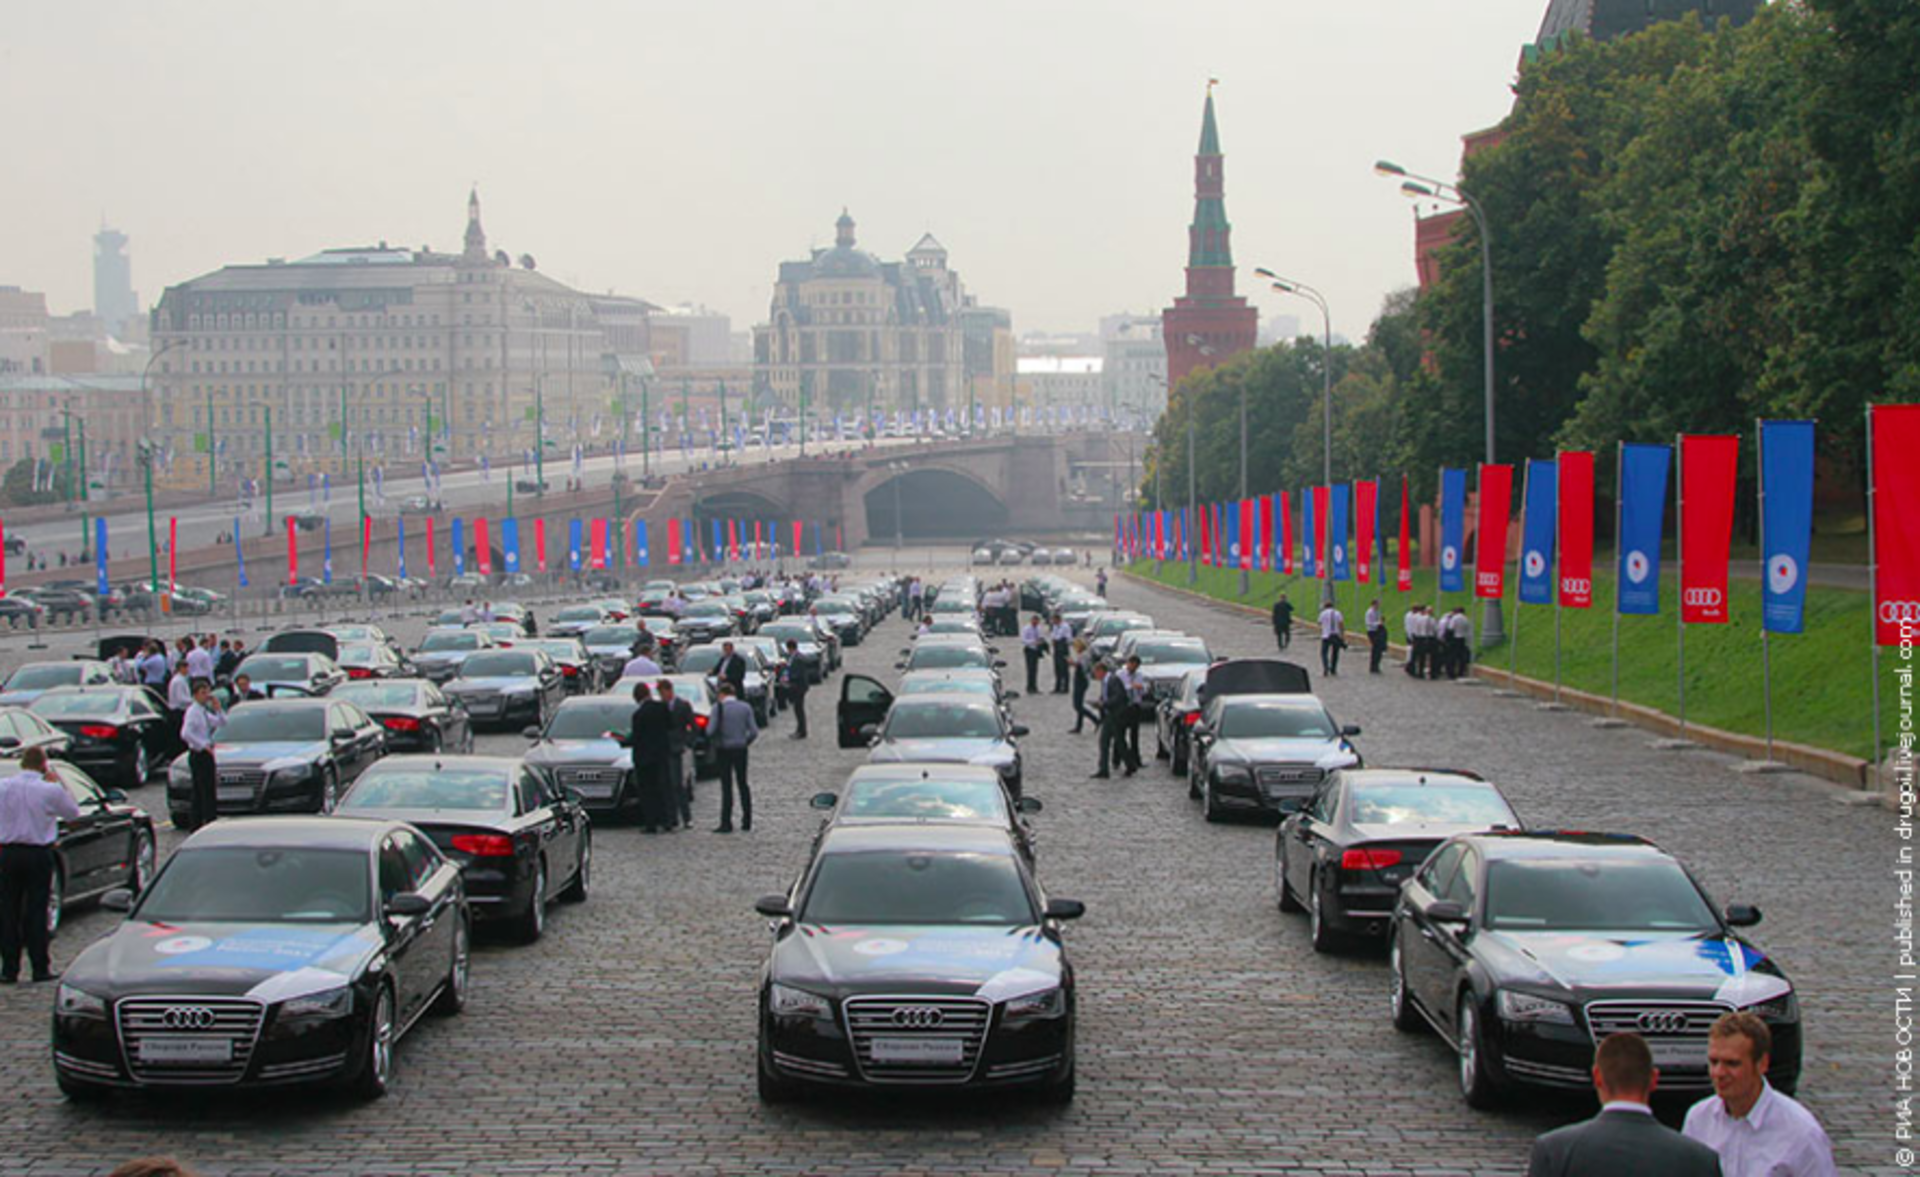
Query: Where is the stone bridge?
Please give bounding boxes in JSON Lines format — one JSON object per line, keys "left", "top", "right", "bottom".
{"left": 638, "top": 432, "right": 1131, "bottom": 550}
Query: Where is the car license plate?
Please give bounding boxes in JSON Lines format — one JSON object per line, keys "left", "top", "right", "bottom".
{"left": 1648, "top": 1039, "right": 1707, "bottom": 1070}
{"left": 575, "top": 784, "right": 615, "bottom": 800}
{"left": 138, "top": 1037, "right": 231, "bottom": 1064}
{"left": 869, "top": 1037, "right": 964, "bottom": 1065}
{"left": 216, "top": 787, "right": 253, "bottom": 803}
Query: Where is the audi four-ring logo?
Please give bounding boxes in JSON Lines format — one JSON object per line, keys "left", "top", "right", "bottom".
{"left": 1561, "top": 577, "right": 1592, "bottom": 596}
{"left": 1636, "top": 1010, "right": 1690, "bottom": 1035}
{"left": 1683, "top": 587, "right": 1724, "bottom": 607}
{"left": 1881, "top": 600, "right": 1920, "bottom": 624}
{"left": 161, "top": 1006, "right": 218, "bottom": 1030}
{"left": 891, "top": 1006, "right": 945, "bottom": 1028}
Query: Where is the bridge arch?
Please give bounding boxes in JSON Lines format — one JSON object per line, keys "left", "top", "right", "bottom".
{"left": 863, "top": 466, "right": 1009, "bottom": 541}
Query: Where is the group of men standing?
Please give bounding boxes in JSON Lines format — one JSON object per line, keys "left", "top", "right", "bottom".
{"left": 1404, "top": 604, "right": 1473, "bottom": 680}
{"left": 1019, "top": 613, "right": 1075, "bottom": 696}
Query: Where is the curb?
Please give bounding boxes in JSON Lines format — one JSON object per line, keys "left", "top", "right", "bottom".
{"left": 1117, "top": 567, "right": 1882, "bottom": 803}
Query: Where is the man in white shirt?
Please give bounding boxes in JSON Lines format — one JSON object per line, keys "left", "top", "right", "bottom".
{"left": 185, "top": 637, "right": 215, "bottom": 681}
{"left": 1445, "top": 607, "right": 1473, "bottom": 679}
{"left": 1684, "top": 1013, "right": 1835, "bottom": 1177}
{"left": 621, "top": 650, "right": 664, "bottom": 680}
{"left": 1020, "top": 615, "right": 1046, "bottom": 694}
{"left": 1317, "top": 602, "right": 1345, "bottom": 677}
{"left": 180, "top": 679, "right": 228, "bottom": 831}
{"left": 1048, "top": 613, "right": 1074, "bottom": 694}
{"left": 460, "top": 599, "right": 480, "bottom": 625}
{"left": 1364, "top": 598, "right": 1388, "bottom": 675}
{"left": 166, "top": 664, "right": 195, "bottom": 753}
{"left": 1403, "top": 606, "right": 1426, "bottom": 678}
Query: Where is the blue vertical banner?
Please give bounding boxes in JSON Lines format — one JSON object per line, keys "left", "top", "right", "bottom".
{"left": 323, "top": 517, "right": 334, "bottom": 584}
{"left": 568, "top": 518, "right": 583, "bottom": 571}
{"left": 1517, "top": 458, "right": 1558, "bottom": 605}
{"left": 1225, "top": 500, "right": 1242, "bottom": 567}
{"left": 95, "top": 519, "right": 110, "bottom": 596}
{"left": 1302, "top": 488, "right": 1317, "bottom": 577}
{"left": 1616, "top": 442, "right": 1672, "bottom": 615}
{"left": 635, "top": 520, "right": 650, "bottom": 567}
{"left": 711, "top": 519, "right": 722, "bottom": 560}
{"left": 502, "top": 518, "right": 521, "bottom": 574}
{"left": 1329, "top": 484, "right": 1351, "bottom": 582}
{"left": 232, "top": 517, "right": 248, "bottom": 588}
{"left": 397, "top": 518, "right": 407, "bottom": 580}
{"left": 451, "top": 518, "right": 466, "bottom": 576}
{"left": 1439, "top": 468, "right": 1467, "bottom": 593}
{"left": 1760, "top": 420, "right": 1815, "bottom": 634}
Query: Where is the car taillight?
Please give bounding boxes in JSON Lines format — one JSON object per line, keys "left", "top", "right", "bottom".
{"left": 78, "top": 724, "right": 119, "bottom": 740}
{"left": 1340, "top": 848, "right": 1403, "bottom": 872}
{"left": 561, "top": 665, "right": 579, "bottom": 677}
{"left": 347, "top": 667, "right": 373, "bottom": 679}
{"left": 450, "top": 833, "right": 515, "bottom": 857}
{"left": 693, "top": 714, "right": 709, "bottom": 729}
{"left": 381, "top": 716, "right": 421, "bottom": 732}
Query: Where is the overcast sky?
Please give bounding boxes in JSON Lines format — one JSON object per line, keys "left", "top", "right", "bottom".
{"left": 3, "top": 0, "right": 1546, "bottom": 342}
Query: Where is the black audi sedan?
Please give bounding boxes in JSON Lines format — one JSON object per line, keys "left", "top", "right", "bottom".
{"left": 164, "top": 698, "right": 386, "bottom": 827}
{"left": 336, "top": 756, "right": 588, "bottom": 942}
{"left": 233, "top": 652, "right": 347, "bottom": 698}
{"left": 753, "top": 824, "right": 1083, "bottom": 1103}
{"left": 52, "top": 817, "right": 468, "bottom": 1101}
{"left": 441, "top": 650, "right": 565, "bottom": 731}
{"left": 1276, "top": 768, "right": 1521, "bottom": 952}
{"left": 516, "top": 638, "right": 598, "bottom": 694}
{"left": 1388, "top": 830, "right": 1801, "bottom": 1108}
{"left": 1188, "top": 693, "right": 1362, "bottom": 821}
{"left": 809, "top": 764, "right": 1041, "bottom": 863}
{"left": 30, "top": 686, "right": 174, "bottom": 790}
{"left": 332, "top": 679, "right": 474, "bottom": 755}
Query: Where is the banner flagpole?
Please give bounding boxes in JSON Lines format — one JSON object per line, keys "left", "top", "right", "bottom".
{"left": 1551, "top": 452, "right": 1565, "bottom": 709}
{"left": 1507, "top": 461, "right": 1528, "bottom": 684}
{"left": 1660, "top": 435, "right": 1697, "bottom": 750}
{"left": 1608, "top": 442, "right": 1624, "bottom": 724}
{"left": 1756, "top": 418, "right": 1776, "bottom": 765}
{"left": 1868, "top": 406, "right": 1884, "bottom": 792}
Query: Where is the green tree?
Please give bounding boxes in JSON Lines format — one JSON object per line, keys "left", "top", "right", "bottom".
{"left": 2, "top": 458, "right": 66, "bottom": 507}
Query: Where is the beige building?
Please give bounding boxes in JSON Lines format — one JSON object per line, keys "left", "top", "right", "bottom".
{"left": 147, "top": 191, "right": 657, "bottom": 490}
{"left": 754, "top": 213, "right": 1007, "bottom": 421}
{"left": 0, "top": 374, "right": 147, "bottom": 493}
{"left": 0, "top": 287, "right": 50, "bottom": 376}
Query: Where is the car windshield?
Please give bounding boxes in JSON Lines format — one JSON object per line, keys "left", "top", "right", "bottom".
{"left": 803, "top": 850, "right": 1032, "bottom": 925}
{"left": 29, "top": 692, "right": 126, "bottom": 719}
{"left": 1134, "top": 640, "right": 1208, "bottom": 665}
{"left": 220, "top": 707, "right": 326, "bottom": 742}
{"left": 846, "top": 780, "right": 1007, "bottom": 820}
{"left": 909, "top": 646, "right": 989, "bottom": 670}
{"left": 900, "top": 678, "right": 995, "bottom": 698}
{"left": 5, "top": 665, "right": 81, "bottom": 690}
{"left": 520, "top": 642, "right": 580, "bottom": 661}
{"left": 760, "top": 626, "right": 810, "bottom": 642}
{"left": 420, "top": 631, "right": 481, "bottom": 652}
{"left": 583, "top": 627, "right": 639, "bottom": 646}
{"left": 1349, "top": 782, "right": 1516, "bottom": 827}
{"left": 555, "top": 607, "right": 602, "bottom": 621}
{"left": 341, "top": 767, "right": 510, "bottom": 812}
{"left": 338, "top": 644, "right": 381, "bottom": 664}
{"left": 137, "top": 845, "right": 370, "bottom": 923}
{"left": 1217, "top": 702, "right": 1335, "bottom": 739}
{"left": 461, "top": 653, "right": 538, "bottom": 678}
{"left": 686, "top": 602, "right": 728, "bottom": 617}
{"left": 885, "top": 701, "right": 1001, "bottom": 740}
{"left": 331, "top": 627, "right": 376, "bottom": 641}
{"left": 677, "top": 647, "right": 722, "bottom": 673}
{"left": 334, "top": 683, "right": 422, "bottom": 709}
{"left": 1095, "top": 618, "right": 1147, "bottom": 636}
{"left": 548, "top": 703, "right": 633, "bottom": 740}
{"left": 237, "top": 656, "right": 309, "bottom": 681}
{"left": 1484, "top": 858, "right": 1719, "bottom": 933}
{"left": 660, "top": 676, "right": 707, "bottom": 704}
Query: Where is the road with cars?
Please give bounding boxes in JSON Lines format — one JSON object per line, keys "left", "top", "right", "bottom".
{"left": 0, "top": 551, "right": 1890, "bottom": 1175}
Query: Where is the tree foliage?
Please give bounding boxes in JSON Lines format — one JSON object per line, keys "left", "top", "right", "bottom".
{"left": 2, "top": 459, "right": 67, "bottom": 507}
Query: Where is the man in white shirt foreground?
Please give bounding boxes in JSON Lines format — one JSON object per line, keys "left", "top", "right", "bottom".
{"left": 181, "top": 679, "right": 228, "bottom": 831}
{"left": 1683, "top": 1012, "right": 1834, "bottom": 1177}
{"left": 0, "top": 747, "right": 81, "bottom": 982}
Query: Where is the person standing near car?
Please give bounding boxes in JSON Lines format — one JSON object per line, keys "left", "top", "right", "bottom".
{"left": 1020, "top": 615, "right": 1046, "bottom": 695}
{"left": 1318, "top": 600, "right": 1345, "bottom": 677}
{"left": 1527, "top": 1032, "right": 1723, "bottom": 1177}
{"left": 781, "top": 640, "right": 810, "bottom": 740}
{"left": 138, "top": 641, "right": 168, "bottom": 690}
{"left": 1048, "top": 613, "right": 1073, "bottom": 694}
{"left": 0, "top": 746, "right": 80, "bottom": 982}
{"left": 185, "top": 636, "right": 214, "bottom": 681}
{"left": 1683, "top": 1013, "right": 1835, "bottom": 1177}
{"left": 717, "top": 641, "right": 748, "bottom": 698}
{"left": 166, "top": 661, "right": 195, "bottom": 753}
{"left": 1114, "top": 655, "right": 1148, "bottom": 775}
{"left": 656, "top": 679, "right": 697, "bottom": 830}
{"left": 1090, "top": 661, "right": 1125, "bottom": 778}
{"left": 626, "top": 682, "right": 675, "bottom": 834}
{"left": 180, "top": 679, "right": 225, "bottom": 830}
{"left": 710, "top": 683, "right": 759, "bottom": 833}
{"left": 1271, "top": 593, "right": 1294, "bottom": 651}
{"left": 1365, "top": 599, "right": 1388, "bottom": 675}
{"left": 1068, "top": 637, "right": 1094, "bottom": 734}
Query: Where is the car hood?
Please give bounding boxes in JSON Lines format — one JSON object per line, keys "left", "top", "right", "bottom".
{"left": 872, "top": 738, "right": 1013, "bottom": 766}
{"left": 413, "top": 649, "right": 475, "bottom": 665}
{"left": 68, "top": 920, "right": 383, "bottom": 1002}
{"left": 1212, "top": 736, "right": 1352, "bottom": 765}
{"left": 446, "top": 676, "right": 540, "bottom": 693}
{"left": 525, "top": 738, "right": 628, "bottom": 766}
{"left": 1479, "top": 931, "right": 1792, "bottom": 1005}
{"left": 772, "top": 924, "right": 1061, "bottom": 999}
{"left": 206, "top": 740, "right": 330, "bottom": 769}
{"left": 0, "top": 688, "right": 54, "bottom": 707}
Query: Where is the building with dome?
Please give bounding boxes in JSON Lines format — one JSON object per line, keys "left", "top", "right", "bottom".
{"left": 753, "top": 212, "right": 1010, "bottom": 421}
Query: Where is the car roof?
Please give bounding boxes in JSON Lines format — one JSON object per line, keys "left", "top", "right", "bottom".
{"left": 845, "top": 763, "right": 1004, "bottom": 784}
{"left": 1332, "top": 767, "right": 1488, "bottom": 786}
{"left": 367, "top": 754, "right": 526, "bottom": 774}
{"left": 890, "top": 691, "right": 998, "bottom": 709}
{"left": 818, "top": 822, "right": 1017, "bottom": 856}
{"left": 232, "top": 698, "right": 332, "bottom": 712}
{"left": 1214, "top": 693, "right": 1325, "bottom": 708}
{"left": 1460, "top": 830, "right": 1659, "bottom": 861}
{"left": 180, "top": 815, "right": 393, "bottom": 851}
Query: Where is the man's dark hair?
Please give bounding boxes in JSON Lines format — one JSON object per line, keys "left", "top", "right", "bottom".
{"left": 630, "top": 682, "right": 651, "bottom": 702}
{"left": 1593, "top": 1032, "right": 1655, "bottom": 1096}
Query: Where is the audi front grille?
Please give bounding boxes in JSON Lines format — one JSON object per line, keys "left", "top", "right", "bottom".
{"left": 842, "top": 995, "right": 991, "bottom": 1084}
{"left": 1584, "top": 999, "right": 1730, "bottom": 1042}
{"left": 117, "top": 996, "right": 265, "bottom": 1085}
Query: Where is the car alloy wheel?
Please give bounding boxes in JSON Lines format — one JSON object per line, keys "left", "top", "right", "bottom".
{"left": 1390, "top": 937, "right": 1421, "bottom": 1032}
{"left": 560, "top": 834, "right": 590, "bottom": 903}
{"left": 1457, "top": 995, "right": 1499, "bottom": 1109}
{"left": 427, "top": 729, "right": 443, "bottom": 754}
{"left": 518, "top": 860, "right": 547, "bottom": 942}
{"left": 46, "top": 867, "right": 64, "bottom": 937}
{"left": 134, "top": 743, "right": 150, "bottom": 785}
{"left": 357, "top": 986, "right": 396, "bottom": 1099}
{"left": 131, "top": 831, "right": 156, "bottom": 893}
{"left": 321, "top": 771, "right": 339, "bottom": 815}
{"left": 433, "top": 917, "right": 470, "bottom": 1016}
{"left": 1308, "top": 870, "right": 1338, "bottom": 953}
{"left": 1277, "top": 842, "right": 1302, "bottom": 913}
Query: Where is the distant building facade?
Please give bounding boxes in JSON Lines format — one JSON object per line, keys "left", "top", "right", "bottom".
{"left": 1100, "top": 314, "right": 1167, "bottom": 420}
{"left": 93, "top": 227, "right": 138, "bottom": 339}
{"left": 1162, "top": 89, "right": 1258, "bottom": 391}
{"left": 147, "top": 190, "right": 656, "bottom": 491}
{"left": 0, "top": 287, "right": 49, "bottom": 376}
{"left": 0, "top": 374, "right": 146, "bottom": 488}
{"left": 1016, "top": 356, "right": 1103, "bottom": 415}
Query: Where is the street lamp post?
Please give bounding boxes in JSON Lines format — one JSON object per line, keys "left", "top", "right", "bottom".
{"left": 1376, "top": 159, "right": 1503, "bottom": 646}
{"left": 1181, "top": 336, "right": 1222, "bottom": 586}
{"left": 1255, "top": 268, "right": 1335, "bottom": 606}
{"left": 138, "top": 339, "right": 187, "bottom": 578}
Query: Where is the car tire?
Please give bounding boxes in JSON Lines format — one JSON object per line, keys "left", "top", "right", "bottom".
{"left": 170, "top": 808, "right": 192, "bottom": 831}
{"left": 45, "top": 865, "right": 64, "bottom": 939}
{"left": 1389, "top": 935, "right": 1422, "bottom": 1033}
{"left": 1308, "top": 869, "right": 1342, "bottom": 953}
{"left": 1277, "top": 842, "right": 1303, "bottom": 913}
{"left": 132, "top": 743, "right": 150, "bottom": 786}
{"left": 1202, "top": 774, "right": 1224, "bottom": 823}
{"left": 129, "top": 829, "right": 156, "bottom": 894}
{"left": 515, "top": 859, "right": 547, "bottom": 943}
{"left": 427, "top": 729, "right": 444, "bottom": 754}
{"left": 319, "top": 768, "right": 339, "bottom": 815}
{"left": 351, "top": 984, "right": 397, "bottom": 1100}
{"left": 1457, "top": 993, "right": 1502, "bottom": 1109}
{"left": 559, "top": 834, "right": 590, "bottom": 903}
{"left": 431, "top": 915, "right": 470, "bottom": 1017}
{"left": 1170, "top": 737, "right": 1186, "bottom": 777}
{"left": 1187, "top": 759, "right": 1202, "bottom": 801}
{"left": 756, "top": 1034, "right": 802, "bottom": 1104}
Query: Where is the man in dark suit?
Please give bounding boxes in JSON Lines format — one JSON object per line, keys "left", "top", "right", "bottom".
{"left": 1527, "top": 1032, "right": 1722, "bottom": 1177}
{"left": 717, "top": 641, "right": 749, "bottom": 697}
{"left": 1090, "top": 662, "right": 1126, "bottom": 779}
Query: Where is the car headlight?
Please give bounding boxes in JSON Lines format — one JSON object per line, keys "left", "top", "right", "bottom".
{"left": 273, "top": 763, "right": 315, "bottom": 783}
{"left": 1215, "top": 764, "right": 1251, "bottom": 785}
{"left": 767, "top": 983, "right": 831, "bottom": 1020}
{"left": 505, "top": 687, "right": 536, "bottom": 698}
{"left": 55, "top": 983, "right": 106, "bottom": 1018}
{"left": 1002, "top": 987, "right": 1065, "bottom": 1022}
{"left": 1743, "top": 991, "right": 1799, "bottom": 1022}
{"left": 1495, "top": 989, "right": 1575, "bottom": 1025}
{"left": 280, "top": 986, "right": 354, "bottom": 1019}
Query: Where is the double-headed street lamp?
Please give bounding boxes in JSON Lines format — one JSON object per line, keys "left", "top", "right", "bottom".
{"left": 1254, "top": 268, "right": 1335, "bottom": 606}
{"left": 1376, "top": 158, "right": 1503, "bottom": 645}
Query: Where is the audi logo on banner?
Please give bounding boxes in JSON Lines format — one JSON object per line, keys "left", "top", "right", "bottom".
{"left": 1683, "top": 587, "right": 1724, "bottom": 608}
{"left": 1882, "top": 600, "right": 1920, "bottom": 625}
{"left": 1561, "top": 577, "right": 1592, "bottom": 597}
{"left": 161, "top": 1006, "right": 219, "bottom": 1030}
{"left": 1636, "top": 1010, "right": 1691, "bottom": 1035}
{"left": 891, "top": 1006, "right": 946, "bottom": 1029}
{"left": 1476, "top": 571, "right": 1501, "bottom": 590}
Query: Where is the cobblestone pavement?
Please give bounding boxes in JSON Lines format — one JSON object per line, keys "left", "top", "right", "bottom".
{"left": 0, "top": 561, "right": 1892, "bottom": 1175}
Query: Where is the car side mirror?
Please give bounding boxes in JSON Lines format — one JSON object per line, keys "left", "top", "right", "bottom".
{"left": 1426, "top": 900, "right": 1470, "bottom": 926}
{"left": 1044, "top": 898, "right": 1085, "bottom": 921}
{"left": 100, "top": 888, "right": 134, "bottom": 912}
{"left": 1725, "top": 903, "right": 1762, "bottom": 928}
{"left": 385, "top": 892, "right": 432, "bottom": 918}
{"left": 753, "top": 894, "right": 792, "bottom": 919}
{"left": 331, "top": 728, "right": 355, "bottom": 742}
{"left": 893, "top": 661, "right": 906, "bottom": 670}
{"left": 522, "top": 725, "right": 542, "bottom": 740}
{"left": 1341, "top": 724, "right": 1363, "bottom": 738}
{"left": 810, "top": 792, "right": 838, "bottom": 810}
{"left": 1009, "top": 724, "right": 1030, "bottom": 738}
{"left": 100, "top": 787, "right": 128, "bottom": 803}
{"left": 993, "top": 659, "right": 1008, "bottom": 669}
{"left": 1017, "top": 796, "right": 1043, "bottom": 814}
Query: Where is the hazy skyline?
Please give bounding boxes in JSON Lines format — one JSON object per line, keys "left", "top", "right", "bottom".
{"left": 4, "top": 1, "right": 1548, "bottom": 342}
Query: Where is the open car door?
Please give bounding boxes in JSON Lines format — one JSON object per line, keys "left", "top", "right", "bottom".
{"left": 836, "top": 674, "right": 894, "bottom": 748}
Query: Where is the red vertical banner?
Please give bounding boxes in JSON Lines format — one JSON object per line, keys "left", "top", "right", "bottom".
{"left": 1238, "top": 499, "right": 1253, "bottom": 570}
{"left": 834, "top": 523, "right": 843, "bottom": 551}
{"left": 1872, "top": 405, "right": 1920, "bottom": 645}
{"left": 1313, "top": 487, "right": 1329, "bottom": 580}
{"left": 753, "top": 520, "right": 763, "bottom": 559}
{"left": 1557, "top": 451, "right": 1594, "bottom": 608}
{"left": 668, "top": 518, "right": 684, "bottom": 566}
{"left": 1279, "top": 491, "right": 1294, "bottom": 575}
{"left": 1396, "top": 476, "right": 1413, "bottom": 592}
{"left": 1679, "top": 435, "right": 1739, "bottom": 624}
{"left": 532, "top": 518, "right": 546, "bottom": 573}
{"left": 1355, "top": 480, "right": 1378, "bottom": 584}
{"left": 473, "top": 518, "right": 492, "bottom": 576}
{"left": 726, "top": 518, "right": 739, "bottom": 562}
{"left": 1257, "top": 495, "right": 1273, "bottom": 570}
{"left": 1474, "top": 464, "right": 1513, "bottom": 599}
{"left": 287, "top": 517, "right": 299, "bottom": 584}
{"left": 169, "top": 517, "right": 178, "bottom": 588}
{"left": 790, "top": 519, "right": 801, "bottom": 557}
{"left": 425, "top": 516, "right": 437, "bottom": 576}
{"left": 362, "top": 516, "right": 373, "bottom": 578}
{"left": 588, "top": 519, "right": 607, "bottom": 569}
